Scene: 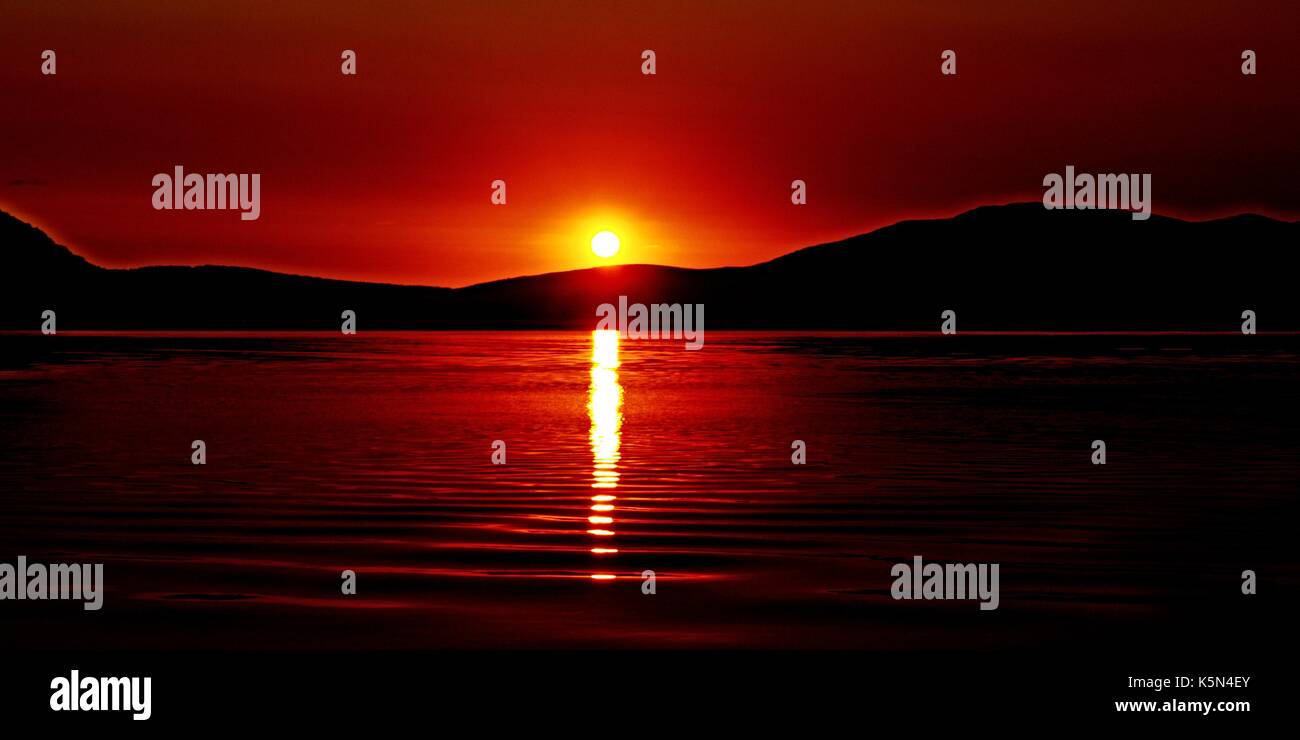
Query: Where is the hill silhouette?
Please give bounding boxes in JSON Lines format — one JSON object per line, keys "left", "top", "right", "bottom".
{"left": 2, "top": 204, "right": 1296, "bottom": 330}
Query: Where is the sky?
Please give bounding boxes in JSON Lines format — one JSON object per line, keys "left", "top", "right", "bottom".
{"left": 2, "top": 1, "right": 1298, "bottom": 287}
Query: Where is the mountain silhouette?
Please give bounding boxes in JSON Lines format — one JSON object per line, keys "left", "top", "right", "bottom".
{"left": 2, "top": 203, "right": 1296, "bottom": 330}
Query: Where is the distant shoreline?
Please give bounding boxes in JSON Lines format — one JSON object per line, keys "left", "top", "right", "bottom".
{"left": 6, "top": 203, "right": 1299, "bottom": 331}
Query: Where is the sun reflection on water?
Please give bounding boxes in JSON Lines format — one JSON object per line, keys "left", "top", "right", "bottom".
{"left": 587, "top": 330, "right": 623, "bottom": 578}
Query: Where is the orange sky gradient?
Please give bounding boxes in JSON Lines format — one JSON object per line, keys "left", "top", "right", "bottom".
{"left": 2, "top": 1, "right": 1298, "bottom": 286}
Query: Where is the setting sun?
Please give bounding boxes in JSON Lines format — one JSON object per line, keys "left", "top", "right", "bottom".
{"left": 591, "top": 231, "right": 620, "bottom": 258}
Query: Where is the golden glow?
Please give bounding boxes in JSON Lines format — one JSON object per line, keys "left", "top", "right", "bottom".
{"left": 551, "top": 209, "right": 648, "bottom": 268}
{"left": 590, "top": 574, "right": 617, "bottom": 581}
{"left": 591, "top": 548, "right": 619, "bottom": 554}
{"left": 591, "top": 230, "right": 620, "bottom": 258}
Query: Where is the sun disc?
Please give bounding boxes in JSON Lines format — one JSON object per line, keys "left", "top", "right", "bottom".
{"left": 591, "top": 230, "right": 620, "bottom": 258}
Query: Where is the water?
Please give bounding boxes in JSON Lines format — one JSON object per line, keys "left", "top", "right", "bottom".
{"left": 1, "top": 331, "right": 1296, "bottom": 649}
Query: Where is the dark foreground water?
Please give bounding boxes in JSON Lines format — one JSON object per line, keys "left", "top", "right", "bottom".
{"left": 0, "top": 331, "right": 1295, "bottom": 649}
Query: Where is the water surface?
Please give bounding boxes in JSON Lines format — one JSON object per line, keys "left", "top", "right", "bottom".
{"left": 1, "top": 331, "right": 1295, "bottom": 649}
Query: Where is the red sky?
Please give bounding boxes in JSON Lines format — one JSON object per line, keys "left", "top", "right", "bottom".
{"left": 2, "top": 1, "right": 1298, "bottom": 286}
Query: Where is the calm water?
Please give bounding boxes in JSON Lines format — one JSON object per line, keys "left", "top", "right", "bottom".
{"left": 1, "top": 331, "right": 1296, "bottom": 649}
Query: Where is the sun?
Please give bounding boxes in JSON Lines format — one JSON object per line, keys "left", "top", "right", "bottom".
{"left": 591, "top": 230, "right": 620, "bottom": 258}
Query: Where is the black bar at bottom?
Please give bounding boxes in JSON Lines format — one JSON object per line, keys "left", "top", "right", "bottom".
{"left": 0, "top": 649, "right": 1280, "bottom": 728}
